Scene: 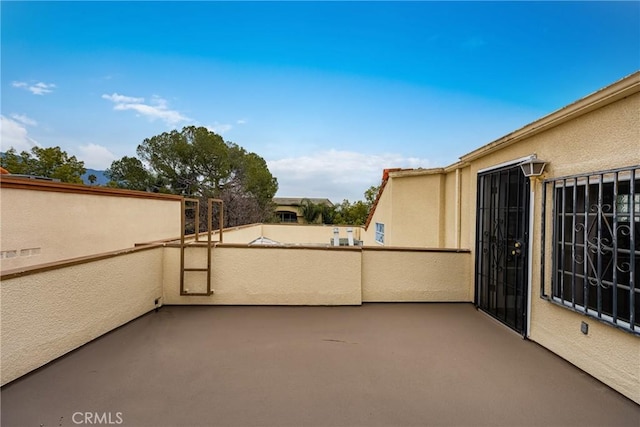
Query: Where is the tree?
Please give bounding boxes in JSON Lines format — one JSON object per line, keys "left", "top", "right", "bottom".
{"left": 109, "top": 126, "right": 278, "bottom": 227}
{"left": 299, "top": 198, "right": 322, "bottom": 224}
{"left": 320, "top": 203, "right": 337, "bottom": 224}
{"left": 105, "top": 156, "right": 154, "bottom": 191}
{"left": 0, "top": 146, "right": 86, "bottom": 183}
{"left": 333, "top": 200, "right": 370, "bottom": 225}
{"left": 330, "top": 185, "right": 380, "bottom": 225}
{"left": 88, "top": 174, "right": 97, "bottom": 185}
{"left": 364, "top": 185, "right": 380, "bottom": 206}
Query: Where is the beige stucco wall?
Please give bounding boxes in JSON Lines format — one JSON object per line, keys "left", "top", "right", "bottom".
{"left": 362, "top": 249, "right": 471, "bottom": 302}
{"left": 163, "top": 245, "right": 363, "bottom": 305}
{"left": 210, "top": 223, "right": 263, "bottom": 244}
{"left": 390, "top": 172, "right": 444, "bottom": 247}
{"left": 366, "top": 167, "right": 474, "bottom": 250}
{"left": 441, "top": 167, "right": 472, "bottom": 249}
{"left": 458, "top": 167, "right": 473, "bottom": 250}
{"left": 0, "top": 247, "right": 164, "bottom": 386}
{"left": 0, "top": 187, "right": 181, "bottom": 270}
{"left": 211, "top": 224, "right": 365, "bottom": 246}
{"left": 260, "top": 224, "right": 363, "bottom": 245}
{"left": 163, "top": 243, "right": 472, "bottom": 306}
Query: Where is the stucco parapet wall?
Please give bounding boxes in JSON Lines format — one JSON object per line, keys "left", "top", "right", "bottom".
{"left": 443, "top": 161, "right": 470, "bottom": 173}
{"left": 363, "top": 246, "right": 470, "bottom": 253}
{"left": 0, "top": 176, "right": 183, "bottom": 201}
{"left": 165, "top": 242, "right": 470, "bottom": 254}
{"left": 386, "top": 164, "right": 470, "bottom": 178}
{"left": 0, "top": 243, "right": 164, "bottom": 280}
{"left": 388, "top": 168, "right": 446, "bottom": 178}
{"left": 459, "top": 71, "right": 640, "bottom": 164}
{"left": 165, "top": 242, "right": 363, "bottom": 251}
{"left": 212, "top": 223, "right": 262, "bottom": 232}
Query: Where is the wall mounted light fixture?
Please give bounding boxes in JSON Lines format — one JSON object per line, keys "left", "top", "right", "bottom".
{"left": 519, "top": 156, "right": 547, "bottom": 177}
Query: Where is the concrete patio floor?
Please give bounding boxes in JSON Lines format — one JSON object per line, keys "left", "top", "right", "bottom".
{"left": 1, "top": 303, "right": 638, "bottom": 427}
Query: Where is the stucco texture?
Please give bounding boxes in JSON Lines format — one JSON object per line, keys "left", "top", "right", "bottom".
{"left": 213, "top": 224, "right": 364, "bottom": 245}
{"left": 163, "top": 246, "right": 363, "bottom": 305}
{"left": 261, "top": 224, "right": 363, "bottom": 245}
{"left": 362, "top": 249, "right": 471, "bottom": 302}
{"left": 0, "top": 188, "right": 180, "bottom": 270}
{"left": 391, "top": 173, "right": 444, "bottom": 247}
{"left": 0, "top": 248, "right": 164, "bottom": 385}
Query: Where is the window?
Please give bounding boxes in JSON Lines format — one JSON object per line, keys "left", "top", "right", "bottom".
{"left": 375, "top": 223, "right": 384, "bottom": 244}
{"left": 277, "top": 211, "right": 298, "bottom": 223}
{"left": 543, "top": 166, "right": 639, "bottom": 334}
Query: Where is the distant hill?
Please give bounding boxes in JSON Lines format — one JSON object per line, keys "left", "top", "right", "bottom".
{"left": 1, "top": 151, "right": 110, "bottom": 185}
{"left": 82, "top": 169, "right": 109, "bottom": 186}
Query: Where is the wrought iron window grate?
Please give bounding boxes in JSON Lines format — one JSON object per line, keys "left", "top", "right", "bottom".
{"left": 541, "top": 165, "right": 639, "bottom": 334}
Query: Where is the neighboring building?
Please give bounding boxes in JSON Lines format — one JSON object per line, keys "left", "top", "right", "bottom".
{"left": 273, "top": 197, "right": 333, "bottom": 223}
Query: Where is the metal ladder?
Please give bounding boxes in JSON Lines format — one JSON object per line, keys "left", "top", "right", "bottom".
{"left": 180, "top": 198, "right": 224, "bottom": 296}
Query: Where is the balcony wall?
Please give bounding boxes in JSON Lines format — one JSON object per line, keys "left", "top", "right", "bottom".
{"left": 163, "top": 245, "right": 363, "bottom": 305}
{"left": 0, "top": 246, "right": 164, "bottom": 386}
{"left": 209, "top": 223, "right": 263, "bottom": 244}
{"left": 362, "top": 248, "right": 471, "bottom": 302}
{"left": 0, "top": 178, "right": 181, "bottom": 270}
{"left": 163, "top": 244, "right": 472, "bottom": 306}
{"left": 260, "top": 224, "right": 363, "bottom": 245}
{"left": 209, "top": 223, "right": 364, "bottom": 246}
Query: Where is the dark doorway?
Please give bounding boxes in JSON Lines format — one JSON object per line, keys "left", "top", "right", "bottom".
{"left": 475, "top": 164, "right": 530, "bottom": 334}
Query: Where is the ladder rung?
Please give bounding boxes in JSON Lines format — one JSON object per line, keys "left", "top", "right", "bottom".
{"left": 181, "top": 291, "right": 214, "bottom": 296}
{"left": 184, "top": 268, "right": 208, "bottom": 272}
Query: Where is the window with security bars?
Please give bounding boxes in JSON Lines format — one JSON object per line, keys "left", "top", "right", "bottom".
{"left": 544, "top": 166, "right": 639, "bottom": 334}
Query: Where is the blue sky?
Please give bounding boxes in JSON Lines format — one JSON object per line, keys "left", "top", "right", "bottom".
{"left": 2, "top": 1, "right": 639, "bottom": 202}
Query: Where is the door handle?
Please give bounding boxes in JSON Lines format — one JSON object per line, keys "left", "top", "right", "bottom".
{"left": 511, "top": 241, "right": 523, "bottom": 256}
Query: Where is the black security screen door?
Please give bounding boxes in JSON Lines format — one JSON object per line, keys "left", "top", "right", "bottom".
{"left": 475, "top": 165, "right": 530, "bottom": 334}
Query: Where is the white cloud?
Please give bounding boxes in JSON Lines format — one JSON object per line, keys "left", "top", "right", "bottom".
{"left": 206, "top": 122, "right": 233, "bottom": 134}
{"left": 12, "top": 81, "right": 56, "bottom": 95}
{"left": 102, "top": 92, "right": 190, "bottom": 126}
{"left": 236, "top": 119, "right": 248, "bottom": 125}
{"left": 76, "top": 143, "right": 117, "bottom": 170}
{"left": 10, "top": 113, "right": 37, "bottom": 127}
{"left": 101, "top": 93, "right": 144, "bottom": 104}
{"left": 0, "top": 115, "right": 39, "bottom": 152}
{"left": 268, "top": 149, "right": 430, "bottom": 202}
